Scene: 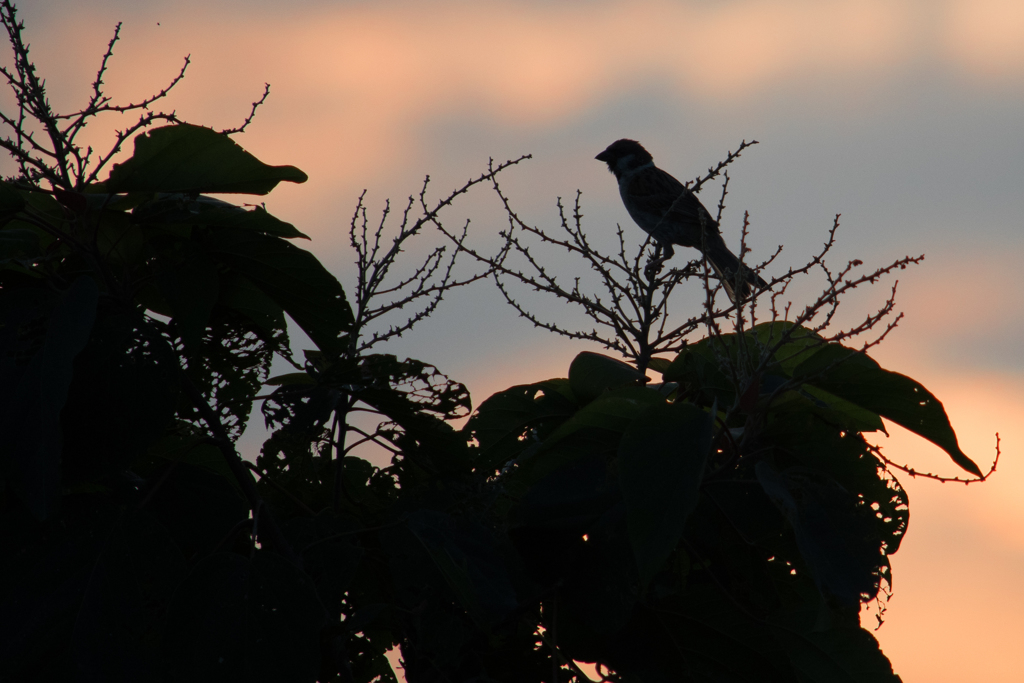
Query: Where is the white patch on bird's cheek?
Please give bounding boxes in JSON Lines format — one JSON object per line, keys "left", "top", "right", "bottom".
{"left": 616, "top": 158, "right": 654, "bottom": 180}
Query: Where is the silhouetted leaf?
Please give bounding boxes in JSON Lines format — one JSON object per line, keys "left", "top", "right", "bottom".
{"left": 619, "top": 401, "right": 714, "bottom": 587}
{"left": 513, "top": 386, "right": 663, "bottom": 486}
{"left": 756, "top": 462, "right": 884, "bottom": 607}
{"left": 217, "top": 272, "right": 289, "bottom": 345}
{"left": 764, "top": 410, "right": 909, "bottom": 558}
{"left": 794, "top": 344, "right": 981, "bottom": 476}
{"left": 568, "top": 351, "right": 647, "bottom": 404}
{"left": 147, "top": 432, "right": 242, "bottom": 497}
{"left": 774, "top": 385, "right": 885, "bottom": 433}
{"left": 664, "top": 581, "right": 800, "bottom": 680}
{"left": 769, "top": 618, "right": 901, "bottom": 682}
{"left": 133, "top": 194, "right": 309, "bottom": 239}
{"left": 94, "top": 212, "right": 146, "bottom": 266}
{"left": 204, "top": 229, "right": 352, "bottom": 356}
{"left": 103, "top": 124, "right": 307, "bottom": 195}
{"left": 751, "top": 321, "right": 826, "bottom": 376}
{"left": 465, "top": 379, "right": 576, "bottom": 471}
{"left": 661, "top": 338, "right": 735, "bottom": 402}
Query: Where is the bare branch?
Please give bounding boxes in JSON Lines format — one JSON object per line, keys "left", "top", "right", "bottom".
{"left": 688, "top": 139, "right": 759, "bottom": 193}
{"left": 870, "top": 435, "right": 1000, "bottom": 484}
{"left": 347, "top": 156, "right": 530, "bottom": 355}
{"left": 220, "top": 82, "right": 271, "bottom": 135}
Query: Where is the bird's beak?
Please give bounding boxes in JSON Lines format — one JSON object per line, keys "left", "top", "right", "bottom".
{"left": 595, "top": 150, "right": 610, "bottom": 162}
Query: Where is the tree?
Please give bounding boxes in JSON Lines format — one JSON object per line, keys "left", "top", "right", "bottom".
{"left": 0, "top": 3, "right": 996, "bottom": 681}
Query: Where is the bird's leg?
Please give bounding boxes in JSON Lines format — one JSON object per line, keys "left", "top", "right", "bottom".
{"left": 644, "top": 256, "right": 664, "bottom": 282}
{"left": 644, "top": 243, "right": 673, "bottom": 281}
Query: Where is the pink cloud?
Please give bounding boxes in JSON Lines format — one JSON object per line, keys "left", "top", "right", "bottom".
{"left": 19, "top": 0, "right": 1024, "bottom": 209}
{"left": 943, "top": 0, "right": 1024, "bottom": 79}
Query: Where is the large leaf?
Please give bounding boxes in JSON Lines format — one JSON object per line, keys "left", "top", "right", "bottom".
{"left": 770, "top": 620, "right": 902, "bottom": 682}
{"left": 356, "top": 354, "right": 472, "bottom": 421}
{"left": 703, "top": 478, "right": 787, "bottom": 546}
{"left": 102, "top": 124, "right": 307, "bottom": 195}
{"left": 756, "top": 462, "right": 885, "bottom": 607}
{"left": 794, "top": 344, "right": 981, "bottom": 476}
{"left": 618, "top": 401, "right": 714, "bottom": 587}
{"left": 539, "top": 387, "right": 663, "bottom": 451}
{"left": 793, "top": 385, "right": 885, "bottom": 432}
{"left": 766, "top": 382, "right": 886, "bottom": 434}
{"left": 661, "top": 322, "right": 830, "bottom": 408}
{"left": 133, "top": 194, "right": 309, "bottom": 239}
{"left": 661, "top": 338, "right": 735, "bottom": 402}
{"left": 203, "top": 229, "right": 352, "bottom": 356}
{"left": 464, "top": 379, "right": 577, "bottom": 472}
{"left": 514, "top": 386, "right": 664, "bottom": 485}
{"left": 568, "top": 351, "right": 647, "bottom": 404}
{"left": 751, "top": 321, "right": 826, "bottom": 376}
{"left": 764, "top": 410, "right": 909, "bottom": 559}
{"left": 217, "top": 272, "right": 289, "bottom": 344}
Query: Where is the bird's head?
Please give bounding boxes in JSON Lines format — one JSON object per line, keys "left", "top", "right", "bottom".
{"left": 595, "top": 139, "right": 654, "bottom": 177}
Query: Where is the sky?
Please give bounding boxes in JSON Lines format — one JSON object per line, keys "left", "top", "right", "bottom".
{"left": 9, "top": 0, "right": 1024, "bottom": 679}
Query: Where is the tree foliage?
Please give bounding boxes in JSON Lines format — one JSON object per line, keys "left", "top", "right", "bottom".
{"left": 0, "top": 5, "right": 995, "bottom": 682}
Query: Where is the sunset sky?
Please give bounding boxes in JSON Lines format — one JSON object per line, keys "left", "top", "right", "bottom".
{"left": 10, "top": 0, "right": 1024, "bottom": 679}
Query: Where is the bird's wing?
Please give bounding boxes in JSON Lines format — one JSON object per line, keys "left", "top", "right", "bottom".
{"left": 625, "top": 166, "right": 716, "bottom": 228}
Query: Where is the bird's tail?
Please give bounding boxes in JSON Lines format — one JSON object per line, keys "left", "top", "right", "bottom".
{"left": 704, "top": 239, "right": 768, "bottom": 303}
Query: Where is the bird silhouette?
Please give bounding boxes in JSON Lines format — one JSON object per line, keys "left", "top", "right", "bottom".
{"left": 596, "top": 138, "right": 766, "bottom": 301}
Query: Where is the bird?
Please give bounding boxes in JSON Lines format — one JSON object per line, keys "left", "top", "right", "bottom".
{"left": 596, "top": 139, "right": 767, "bottom": 302}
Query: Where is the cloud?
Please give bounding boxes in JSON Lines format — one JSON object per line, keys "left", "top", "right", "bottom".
{"left": 19, "top": 0, "right": 1024, "bottom": 199}
{"left": 943, "top": 0, "right": 1024, "bottom": 79}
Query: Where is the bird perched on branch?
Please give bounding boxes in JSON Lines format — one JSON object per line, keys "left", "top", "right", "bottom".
{"left": 596, "top": 139, "right": 767, "bottom": 302}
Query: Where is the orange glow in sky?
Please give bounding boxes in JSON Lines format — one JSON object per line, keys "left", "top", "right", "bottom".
{"left": 26, "top": 0, "right": 1024, "bottom": 212}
